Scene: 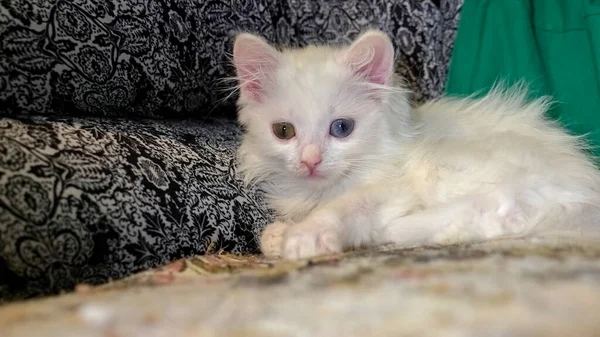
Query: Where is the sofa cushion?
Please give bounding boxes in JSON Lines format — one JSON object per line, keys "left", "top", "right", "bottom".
{"left": 0, "top": 0, "right": 462, "bottom": 119}
{"left": 0, "top": 116, "right": 272, "bottom": 301}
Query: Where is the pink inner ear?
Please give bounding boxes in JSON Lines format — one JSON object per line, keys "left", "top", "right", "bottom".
{"left": 354, "top": 49, "right": 391, "bottom": 86}
{"left": 236, "top": 63, "right": 265, "bottom": 101}
{"left": 345, "top": 33, "right": 395, "bottom": 86}
{"left": 233, "top": 35, "right": 279, "bottom": 103}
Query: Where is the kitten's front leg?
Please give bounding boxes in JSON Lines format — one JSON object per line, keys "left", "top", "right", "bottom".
{"left": 281, "top": 212, "right": 343, "bottom": 260}
{"left": 260, "top": 221, "right": 291, "bottom": 258}
{"left": 280, "top": 186, "right": 418, "bottom": 260}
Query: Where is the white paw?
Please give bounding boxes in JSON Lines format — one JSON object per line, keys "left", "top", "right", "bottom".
{"left": 260, "top": 221, "right": 291, "bottom": 258}
{"left": 282, "top": 224, "right": 341, "bottom": 260}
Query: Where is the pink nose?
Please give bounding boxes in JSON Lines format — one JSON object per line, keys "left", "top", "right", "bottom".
{"left": 301, "top": 159, "right": 322, "bottom": 172}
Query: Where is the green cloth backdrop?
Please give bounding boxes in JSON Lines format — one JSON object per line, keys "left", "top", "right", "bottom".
{"left": 446, "top": 0, "right": 600, "bottom": 160}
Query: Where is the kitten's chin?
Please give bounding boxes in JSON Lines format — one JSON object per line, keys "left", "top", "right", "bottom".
{"left": 296, "top": 172, "right": 327, "bottom": 182}
{"left": 305, "top": 174, "right": 327, "bottom": 181}
{"left": 301, "top": 176, "right": 332, "bottom": 190}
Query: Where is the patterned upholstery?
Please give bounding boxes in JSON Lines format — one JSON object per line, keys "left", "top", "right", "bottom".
{"left": 0, "top": 116, "right": 273, "bottom": 301}
{"left": 0, "top": 0, "right": 461, "bottom": 118}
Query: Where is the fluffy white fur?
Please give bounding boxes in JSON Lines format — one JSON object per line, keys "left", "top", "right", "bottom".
{"left": 233, "top": 30, "right": 600, "bottom": 260}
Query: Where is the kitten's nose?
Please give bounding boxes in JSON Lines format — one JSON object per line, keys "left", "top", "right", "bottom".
{"left": 301, "top": 158, "right": 322, "bottom": 172}
{"left": 300, "top": 144, "right": 322, "bottom": 173}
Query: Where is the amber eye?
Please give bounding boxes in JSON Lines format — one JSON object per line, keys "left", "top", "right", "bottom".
{"left": 272, "top": 122, "right": 296, "bottom": 140}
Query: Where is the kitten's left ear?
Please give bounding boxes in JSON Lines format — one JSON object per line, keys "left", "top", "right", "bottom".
{"left": 343, "top": 30, "right": 395, "bottom": 86}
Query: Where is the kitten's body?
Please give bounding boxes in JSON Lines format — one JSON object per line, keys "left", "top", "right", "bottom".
{"left": 233, "top": 31, "right": 600, "bottom": 259}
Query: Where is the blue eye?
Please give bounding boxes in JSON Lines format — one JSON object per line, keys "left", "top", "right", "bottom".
{"left": 329, "top": 118, "right": 355, "bottom": 138}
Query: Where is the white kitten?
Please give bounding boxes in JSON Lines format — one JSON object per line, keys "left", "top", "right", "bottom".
{"left": 233, "top": 30, "right": 600, "bottom": 260}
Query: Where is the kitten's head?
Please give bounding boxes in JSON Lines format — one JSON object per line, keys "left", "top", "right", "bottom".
{"left": 233, "top": 30, "right": 408, "bottom": 190}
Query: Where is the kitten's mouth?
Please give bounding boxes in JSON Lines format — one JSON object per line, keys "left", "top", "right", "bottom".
{"left": 299, "top": 170, "right": 326, "bottom": 180}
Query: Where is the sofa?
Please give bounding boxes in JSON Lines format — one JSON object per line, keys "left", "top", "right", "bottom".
{"left": 0, "top": 0, "right": 462, "bottom": 302}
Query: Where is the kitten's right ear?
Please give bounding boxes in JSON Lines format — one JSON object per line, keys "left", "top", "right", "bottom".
{"left": 233, "top": 33, "right": 280, "bottom": 103}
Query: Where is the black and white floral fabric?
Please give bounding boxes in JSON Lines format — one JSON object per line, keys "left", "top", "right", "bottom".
{"left": 0, "top": 116, "right": 272, "bottom": 301}
{"left": 0, "top": 0, "right": 462, "bottom": 119}
{"left": 0, "top": 0, "right": 463, "bottom": 301}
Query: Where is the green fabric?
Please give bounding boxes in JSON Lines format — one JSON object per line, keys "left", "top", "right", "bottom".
{"left": 446, "top": 0, "right": 600, "bottom": 159}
